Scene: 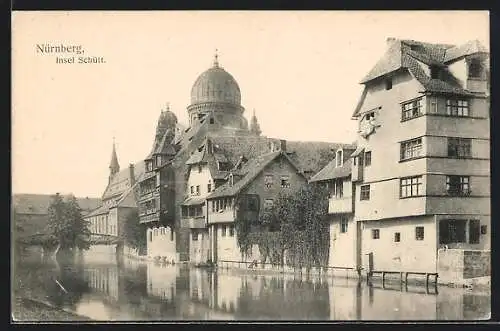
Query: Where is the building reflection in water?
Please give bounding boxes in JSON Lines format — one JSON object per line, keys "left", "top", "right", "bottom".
{"left": 146, "top": 263, "right": 179, "bottom": 302}
{"left": 14, "top": 250, "right": 490, "bottom": 321}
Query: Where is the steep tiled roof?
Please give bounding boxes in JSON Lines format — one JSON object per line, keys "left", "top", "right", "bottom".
{"left": 207, "top": 151, "right": 287, "bottom": 199}
{"left": 309, "top": 147, "right": 356, "bottom": 182}
{"left": 444, "top": 39, "right": 489, "bottom": 63}
{"left": 102, "top": 160, "right": 145, "bottom": 200}
{"left": 13, "top": 194, "right": 101, "bottom": 215}
{"left": 85, "top": 204, "right": 109, "bottom": 217}
{"left": 355, "top": 38, "right": 486, "bottom": 117}
{"left": 207, "top": 134, "right": 350, "bottom": 177}
{"left": 309, "top": 158, "right": 352, "bottom": 183}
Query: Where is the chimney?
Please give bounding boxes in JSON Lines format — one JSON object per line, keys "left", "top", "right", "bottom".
{"left": 279, "top": 140, "right": 287, "bottom": 152}
{"left": 129, "top": 163, "right": 135, "bottom": 186}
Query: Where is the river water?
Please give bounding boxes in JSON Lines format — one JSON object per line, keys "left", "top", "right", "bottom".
{"left": 12, "top": 250, "right": 490, "bottom": 321}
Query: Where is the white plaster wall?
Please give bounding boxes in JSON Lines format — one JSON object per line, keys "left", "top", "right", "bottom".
{"left": 329, "top": 216, "right": 357, "bottom": 268}
{"left": 187, "top": 164, "right": 213, "bottom": 198}
{"left": 360, "top": 216, "right": 437, "bottom": 273}
{"left": 216, "top": 225, "right": 242, "bottom": 262}
{"left": 147, "top": 226, "right": 177, "bottom": 262}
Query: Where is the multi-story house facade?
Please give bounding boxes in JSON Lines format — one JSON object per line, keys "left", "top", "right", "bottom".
{"left": 134, "top": 54, "right": 347, "bottom": 263}
{"left": 309, "top": 145, "right": 357, "bottom": 270}
{"left": 138, "top": 108, "right": 180, "bottom": 261}
{"left": 350, "top": 38, "right": 490, "bottom": 282}
{"left": 206, "top": 141, "right": 308, "bottom": 263}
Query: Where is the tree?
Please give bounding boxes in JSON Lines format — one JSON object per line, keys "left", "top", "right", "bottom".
{"left": 122, "top": 209, "right": 146, "bottom": 253}
{"left": 46, "top": 193, "right": 91, "bottom": 254}
{"left": 234, "top": 184, "right": 330, "bottom": 269}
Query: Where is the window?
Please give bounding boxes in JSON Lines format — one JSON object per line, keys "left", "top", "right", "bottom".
{"left": 196, "top": 185, "right": 200, "bottom": 195}
{"left": 364, "top": 151, "right": 372, "bottom": 166}
{"left": 264, "top": 174, "right": 274, "bottom": 188}
{"left": 332, "top": 179, "right": 344, "bottom": 198}
{"left": 402, "top": 98, "right": 423, "bottom": 121}
{"left": 481, "top": 225, "right": 488, "bottom": 235}
{"left": 149, "top": 231, "right": 152, "bottom": 242}
{"left": 198, "top": 165, "right": 202, "bottom": 173}
{"left": 400, "top": 176, "right": 423, "bottom": 198}
{"left": 170, "top": 229, "right": 174, "bottom": 241}
{"left": 385, "top": 79, "right": 392, "bottom": 90}
{"left": 430, "top": 66, "right": 441, "bottom": 79}
{"left": 280, "top": 175, "right": 290, "bottom": 188}
{"left": 336, "top": 150, "right": 343, "bottom": 167}
{"left": 209, "top": 117, "right": 215, "bottom": 124}
{"left": 221, "top": 225, "right": 226, "bottom": 237}
{"left": 448, "top": 138, "right": 471, "bottom": 158}
{"left": 207, "top": 182, "right": 212, "bottom": 193}
{"left": 191, "top": 231, "right": 199, "bottom": 241}
{"left": 340, "top": 217, "right": 348, "bottom": 233}
{"left": 229, "top": 225, "right": 235, "bottom": 237}
{"left": 430, "top": 97, "right": 438, "bottom": 113}
{"left": 400, "top": 138, "right": 422, "bottom": 160}
{"left": 394, "top": 232, "right": 401, "bottom": 242}
{"left": 360, "top": 185, "right": 370, "bottom": 201}
{"left": 146, "top": 161, "right": 153, "bottom": 172}
{"left": 415, "top": 226, "right": 425, "bottom": 241}
{"left": 468, "top": 58, "right": 482, "bottom": 79}
{"left": 469, "top": 220, "right": 480, "bottom": 244}
{"left": 190, "top": 186, "right": 194, "bottom": 194}
{"left": 264, "top": 199, "right": 274, "bottom": 210}
{"left": 446, "top": 176, "right": 470, "bottom": 196}
{"left": 372, "top": 229, "right": 380, "bottom": 239}
{"left": 446, "top": 99, "right": 469, "bottom": 117}
{"left": 439, "top": 219, "right": 467, "bottom": 244}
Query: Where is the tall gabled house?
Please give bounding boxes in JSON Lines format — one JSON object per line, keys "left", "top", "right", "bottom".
{"left": 351, "top": 38, "right": 490, "bottom": 282}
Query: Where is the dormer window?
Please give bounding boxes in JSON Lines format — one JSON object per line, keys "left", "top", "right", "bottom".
{"left": 336, "top": 150, "right": 343, "bottom": 167}
{"left": 146, "top": 161, "right": 153, "bottom": 172}
{"left": 156, "top": 155, "right": 162, "bottom": 167}
{"left": 430, "top": 66, "right": 441, "bottom": 79}
{"left": 468, "top": 58, "right": 482, "bottom": 79}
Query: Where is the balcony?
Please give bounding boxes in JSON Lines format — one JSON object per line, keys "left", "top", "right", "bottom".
{"left": 139, "top": 212, "right": 160, "bottom": 224}
{"left": 207, "top": 209, "right": 235, "bottom": 224}
{"left": 328, "top": 197, "right": 353, "bottom": 214}
{"left": 180, "top": 216, "right": 206, "bottom": 229}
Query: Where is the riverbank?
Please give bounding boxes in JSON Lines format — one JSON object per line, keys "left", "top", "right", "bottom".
{"left": 215, "top": 261, "right": 491, "bottom": 292}
{"left": 12, "top": 297, "right": 92, "bottom": 322}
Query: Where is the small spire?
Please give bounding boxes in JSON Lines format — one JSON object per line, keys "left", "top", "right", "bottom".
{"left": 109, "top": 138, "right": 120, "bottom": 176}
{"left": 213, "top": 49, "right": 219, "bottom": 67}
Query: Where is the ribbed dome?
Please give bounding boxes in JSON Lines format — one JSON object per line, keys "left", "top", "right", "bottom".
{"left": 190, "top": 62, "right": 241, "bottom": 106}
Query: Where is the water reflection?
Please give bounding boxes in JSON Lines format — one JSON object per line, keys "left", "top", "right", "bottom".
{"left": 13, "top": 251, "right": 490, "bottom": 321}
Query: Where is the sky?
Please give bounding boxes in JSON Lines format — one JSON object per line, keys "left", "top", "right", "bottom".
{"left": 12, "top": 11, "right": 489, "bottom": 198}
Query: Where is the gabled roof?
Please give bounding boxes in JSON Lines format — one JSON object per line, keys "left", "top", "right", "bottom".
{"left": 309, "top": 158, "right": 353, "bottom": 183}
{"left": 354, "top": 38, "right": 487, "bottom": 117}
{"left": 309, "top": 148, "right": 356, "bottom": 183}
{"left": 207, "top": 134, "right": 350, "bottom": 178}
{"left": 443, "top": 39, "right": 489, "bottom": 63}
{"left": 102, "top": 160, "right": 145, "bottom": 201}
{"left": 207, "top": 151, "right": 303, "bottom": 199}
{"left": 13, "top": 194, "right": 101, "bottom": 215}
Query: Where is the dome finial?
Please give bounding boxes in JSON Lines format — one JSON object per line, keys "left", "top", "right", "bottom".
{"left": 213, "top": 48, "right": 219, "bottom": 67}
